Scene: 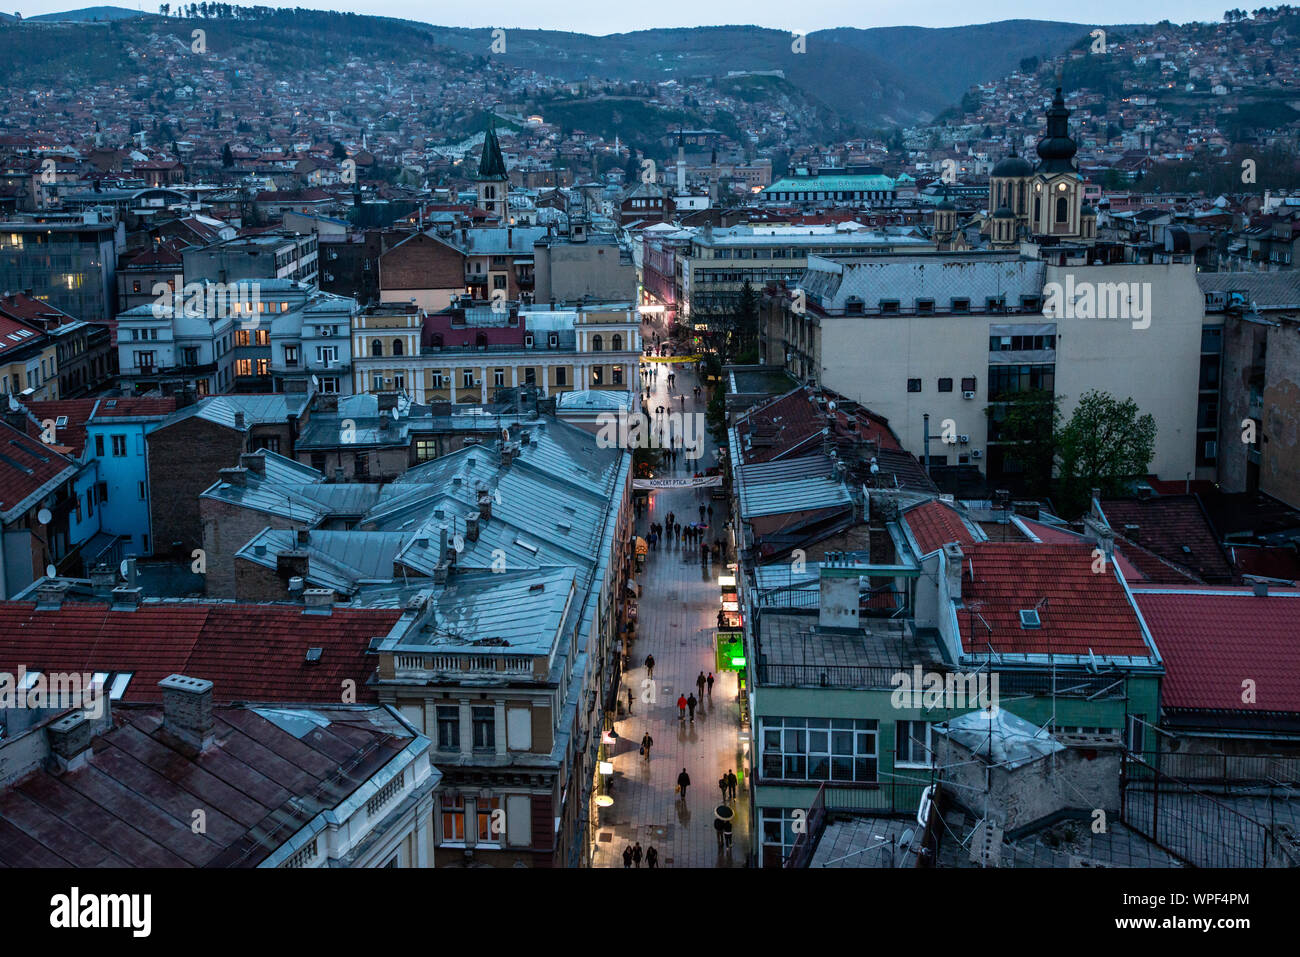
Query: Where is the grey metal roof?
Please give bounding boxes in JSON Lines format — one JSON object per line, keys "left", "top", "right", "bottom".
{"left": 736, "top": 454, "right": 850, "bottom": 519}
{"left": 1196, "top": 271, "right": 1300, "bottom": 309}
{"left": 159, "top": 393, "right": 309, "bottom": 432}
{"left": 237, "top": 529, "right": 409, "bottom": 595}
{"left": 387, "top": 567, "right": 577, "bottom": 657}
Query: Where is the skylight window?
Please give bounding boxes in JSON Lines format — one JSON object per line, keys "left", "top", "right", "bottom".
{"left": 1019, "top": 609, "right": 1042, "bottom": 629}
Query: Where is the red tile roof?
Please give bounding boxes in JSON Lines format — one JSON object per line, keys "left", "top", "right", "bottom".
{"left": 0, "top": 314, "right": 45, "bottom": 359}
{"left": 1133, "top": 589, "right": 1300, "bottom": 712}
{"left": 957, "top": 542, "right": 1151, "bottom": 658}
{"left": 23, "top": 399, "right": 98, "bottom": 457}
{"left": 0, "top": 420, "right": 78, "bottom": 522}
{"left": 0, "top": 292, "right": 73, "bottom": 326}
{"left": 90, "top": 397, "right": 177, "bottom": 418}
{"left": 734, "top": 389, "right": 825, "bottom": 464}
{"left": 0, "top": 602, "right": 401, "bottom": 704}
{"left": 905, "top": 500, "right": 976, "bottom": 555}
{"left": 1100, "top": 496, "right": 1236, "bottom": 583}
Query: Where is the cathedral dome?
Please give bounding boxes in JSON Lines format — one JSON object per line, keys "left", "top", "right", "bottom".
{"left": 991, "top": 149, "right": 1033, "bottom": 178}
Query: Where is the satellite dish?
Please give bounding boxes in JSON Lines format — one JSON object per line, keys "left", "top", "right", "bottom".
{"left": 45, "top": 564, "right": 56, "bottom": 579}
{"left": 7, "top": 394, "right": 18, "bottom": 412}
{"left": 311, "top": 374, "right": 319, "bottom": 389}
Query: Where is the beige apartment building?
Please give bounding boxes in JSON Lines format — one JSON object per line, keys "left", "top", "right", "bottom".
{"left": 764, "top": 251, "right": 1205, "bottom": 486}
{"left": 352, "top": 301, "right": 642, "bottom": 404}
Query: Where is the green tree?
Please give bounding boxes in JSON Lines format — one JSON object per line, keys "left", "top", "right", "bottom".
{"left": 1056, "top": 390, "right": 1157, "bottom": 514}
{"left": 221, "top": 142, "right": 234, "bottom": 167}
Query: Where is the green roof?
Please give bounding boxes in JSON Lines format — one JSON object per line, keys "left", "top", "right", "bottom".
{"left": 765, "top": 174, "right": 897, "bottom": 193}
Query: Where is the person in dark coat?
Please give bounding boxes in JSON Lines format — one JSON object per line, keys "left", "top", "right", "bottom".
{"left": 696, "top": 672, "right": 706, "bottom": 699}
{"left": 706, "top": 672, "right": 715, "bottom": 696}
{"left": 641, "top": 731, "right": 653, "bottom": 761}
{"left": 623, "top": 845, "right": 633, "bottom": 868}
{"left": 646, "top": 845, "right": 659, "bottom": 868}
{"left": 632, "top": 842, "right": 643, "bottom": 867}
{"left": 714, "top": 816, "right": 726, "bottom": 847}
{"left": 726, "top": 769, "right": 738, "bottom": 801}
{"left": 687, "top": 693, "right": 697, "bottom": 721}
{"left": 677, "top": 768, "right": 691, "bottom": 800}
{"left": 718, "top": 774, "right": 729, "bottom": 803}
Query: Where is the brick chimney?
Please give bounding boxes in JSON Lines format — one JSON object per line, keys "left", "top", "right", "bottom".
{"left": 35, "top": 580, "right": 69, "bottom": 610}
{"left": 111, "top": 584, "right": 143, "bottom": 610}
{"left": 240, "top": 452, "right": 266, "bottom": 476}
{"left": 158, "top": 674, "right": 214, "bottom": 750}
{"left": 477, "top": 488, "right": 493, "bottom": 520}
{"left": 89, "top": 563, "right": 117, "bottom": 599}
{"left": 233, "top": 411, "right": 246, "bottom": 430}
{"left": 466, "top": 511, "right": 481, "bottom": 541}
{"left": 218, "top": 466, "right": 247, "bottom": 487}
{"left": 47, "top": 709, "right": 102, "bottom": 772}
{"left": 303, "top": 588, "right": 334, "bottom": 614}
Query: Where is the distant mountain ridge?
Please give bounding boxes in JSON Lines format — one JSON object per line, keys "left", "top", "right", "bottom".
{"left": 0, "top": 10, "right": 1133, "bottom": 128}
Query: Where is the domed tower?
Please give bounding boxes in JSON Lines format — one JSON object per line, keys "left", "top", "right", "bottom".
{"left": 474, "top": 116, "right": 510, "bottom": 221}
{"left": 990, "top": 204, "right": 1018, "bottom": 248}
{"left": 989, "top": 144, "right": 1032, "bottom": 227}
{"left": 933, "top": 186, "right": 958, "bottom": 237}
{"left": 1028, "top": 88, "right": 1084, "bottom": 239}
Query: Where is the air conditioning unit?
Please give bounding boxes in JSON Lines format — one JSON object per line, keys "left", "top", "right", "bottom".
{"left": 962, "top": 390, "right": 976, "bottom": 400}
{"left": 970, "top": 449, "right": 984, "bottom": 459}
{"left": 958, "top": 434, "right": 970, "bottom": 445}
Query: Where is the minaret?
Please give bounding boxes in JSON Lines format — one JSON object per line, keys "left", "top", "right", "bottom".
{"left": 474, "top": 115, "right": 510, "bottom": 221}
{"left": 676, "top": 130, "right": 686, "bottom": 195}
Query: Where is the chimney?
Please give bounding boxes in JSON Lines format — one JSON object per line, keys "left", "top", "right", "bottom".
{"left": 466, "top": 511, "right": 481, "bottom": 541}
{"left": 296, "top": 528, "right": 310, "bottom": 547}
{"left": 1123, "top": 523, "right": 1140, "bottom": 544}
{"left": 277, "top": 550, "right": 309, "bottom": 582}
{"left": 35, "top": 579, "right": 69, "bottom": 610}
{"left": 500, "top": 442, "right": 514, "bottom": 468}
{"left": 240, "top": 452, "right": 266, "bottom": 476}
{"left": 111, "top": 584, "right": 143, "bottom": 610}
{"left": 90, "top": 563, "right": 117, "bottom": 599}
{"left": 288, "top": 575, "right": 305, "bottom": 595}
{"left": 943, "top": 543, "right": 964, "bottom": 601}
{"left": 47, "top": 710, "right": 101, "bottom": 772}
{"left": 122, "top": 556, "right": 138, "bottom": 589}
{"left": 477, "top": 488, "right": 493, "bottom": 520}
{"left": 434, "top": 561, "right": 450, "bottom": 584}
{"left": 218, "top": 466, "right": 247, "bottom": 487}
{"left": 233, "top": 411, "right": 246, "bottom": 430}
{"left": 1253, "top": 581, "right": 1269, "bottom": 597}
{"left": 334, "top": 467, "right": 345, "bottom": 482}
{"left": 158, "top": 674, "right": 214, "bottom": 750}
{"left": 303, "top": 588, "right": 335, "bottom": 614}
{"left": 1012, "top": 500, "right": 1040, "bottom": 521}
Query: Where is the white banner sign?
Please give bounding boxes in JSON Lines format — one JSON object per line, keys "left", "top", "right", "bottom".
{"left": 633, "top": 476, "right": 722, "bottom": 489}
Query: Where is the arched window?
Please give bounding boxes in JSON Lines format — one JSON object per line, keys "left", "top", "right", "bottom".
{"left": 371, "top": 339, "right": 383, "bottom": 357}
{"left": 1056, "top": 197, "right": 1068, "bottom": 223}
{"left": 592, "top": 334, "right": 604, "bottom": 352}
{"left": 392, "top": 339, "right": 403, "bottom": 357}
{"left": 611, "top": 334, "right": 622, "bottom": 351}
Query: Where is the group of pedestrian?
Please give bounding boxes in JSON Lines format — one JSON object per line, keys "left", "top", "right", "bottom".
{"left": 713, "top": 816, "right": 734, "bottom": 850}
{"left": 622, "top": 842, "right": 660, "bottom": 868}
{"left": 696, "top": 671, "right": 714, "bottom": 699}
{"left": 676, "top": 692, "right": 699, "bottom": 722}
{"left": 716, "top": 769, "right": 738, "bottom": 803}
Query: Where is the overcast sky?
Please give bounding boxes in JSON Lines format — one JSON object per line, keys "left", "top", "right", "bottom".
{"left": 23, "top": 1, "right": 1228, "bottom": 34}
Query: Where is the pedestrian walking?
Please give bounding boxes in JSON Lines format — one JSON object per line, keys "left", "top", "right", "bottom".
{"left": 706, "top": 672, "right": 715, "bottom": 696}
{"left": 677, "top": 768, "right": 691, "bottom": 800}
{"left": 641, "top": 731, "right": 653, "bottom": 761}
{"left": 727, "top": 769, "right": 738, "bottom": 801}
{"left": 687, "top": 693, "right": 697, "bottom": 721}
{"left": 696, "top": 671, "right": 706, "bottom": 700}
{"left": 646, "top": 845, "right": 659, "bottom": 868}
{"left": 707, "top": 504, "right": 714, "bottom": 522}
{"left": 717, "top": 609, "right": 726, "bottom": 628}
{"left": 675, "top": 525, "right": 681, "bottom": 543}
{"left": 700, "top": 541, "right": 709, "bottom": 565}
{"left": 718, "top": 774, "right": 728, "bottom": 803}
{"left": 623, "top": 844, "right": 633, "bottom": 868}
{"left": 677, "top": 694, "right": 687, "bottom": 721}
{"left": 667, "top": 511, "right": 674, "bottom": 529}
{"left": 626, "top": 687, "right": 633, "bottom": 715}
{"left": 714, "top": 816, "right": 726, "bottom": 848}
{"left": 699, "top": 504, "right": 706, "bottom": 522}
{"left": 632, "top": 842, "right": 643, "bottom": 868}
{"left": 723, "top": 819, "right": 733, "bottom": 849}
{"left": 645, "top": 654, "right": 655, "bottom": 680}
